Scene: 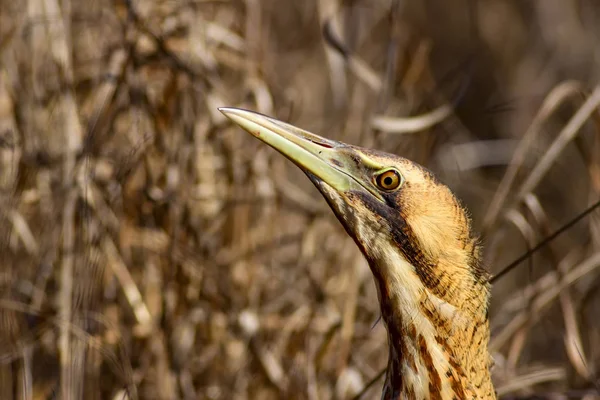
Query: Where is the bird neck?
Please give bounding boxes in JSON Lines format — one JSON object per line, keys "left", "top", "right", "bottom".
{"left": 366, "top": 249, "right": 496, "bottom": 400}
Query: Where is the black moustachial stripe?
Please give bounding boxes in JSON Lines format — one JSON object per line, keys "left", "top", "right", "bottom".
{"left": 350, "top": 190, "right": 443, "bottom": 291}
{"left": 350, "top": 186, "right": 489, "bottom": 293}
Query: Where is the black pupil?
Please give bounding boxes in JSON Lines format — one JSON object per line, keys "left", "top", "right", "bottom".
{"left": 383, "top": 176, "right": 393, "bottom": 186}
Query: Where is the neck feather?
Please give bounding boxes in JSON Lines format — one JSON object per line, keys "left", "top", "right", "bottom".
{"left": 368, "top": 249, "right": 496, "bottom": 400}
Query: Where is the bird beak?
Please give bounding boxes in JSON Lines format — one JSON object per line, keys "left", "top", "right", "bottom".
{"left": 219, "top": 107, "right": 383, "bottom": 201}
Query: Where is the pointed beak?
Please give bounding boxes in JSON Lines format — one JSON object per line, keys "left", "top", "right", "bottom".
{"left": 219, "top": 107, "right": 383, "bottom": 200}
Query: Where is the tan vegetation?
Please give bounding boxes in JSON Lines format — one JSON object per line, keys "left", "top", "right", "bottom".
{"left": 0, "top": 0, "right": 599, "bottom": 399}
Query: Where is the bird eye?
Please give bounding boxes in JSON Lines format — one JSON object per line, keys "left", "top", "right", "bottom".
{"left": 375, "top": 169, "right": 402, "bottom": 191}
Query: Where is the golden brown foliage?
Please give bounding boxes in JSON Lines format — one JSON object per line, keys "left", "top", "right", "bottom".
{"left": 0, "top": 0, "right": 599, "bottom": 399}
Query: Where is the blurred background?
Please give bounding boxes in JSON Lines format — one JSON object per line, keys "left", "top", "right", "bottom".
{"left": 1, "top": 0, "right": 600, "bottom": 399}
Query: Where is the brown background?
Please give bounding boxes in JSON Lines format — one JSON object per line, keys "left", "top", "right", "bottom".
{"left": 1, "top": 0, "right": 599, "bottom": 399}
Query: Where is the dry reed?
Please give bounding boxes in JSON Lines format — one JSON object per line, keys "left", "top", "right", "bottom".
{"left": 0, "top": 1, "right": 599, "bottom": 399}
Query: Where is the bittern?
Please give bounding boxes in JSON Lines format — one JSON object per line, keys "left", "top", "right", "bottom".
{"left": 219, "top": 108, "right": 495, "bottom": 400}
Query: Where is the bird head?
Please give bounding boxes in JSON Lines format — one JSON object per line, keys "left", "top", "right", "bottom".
{"left": 220, "top": 107, "right": 494, "bottom": 398}
{"left": 220, "top": 108, "right": 489, "bottom": 314}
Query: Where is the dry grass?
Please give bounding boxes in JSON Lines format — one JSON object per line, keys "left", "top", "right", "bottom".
{"left": 1, "top": 0, "right": 599, "bottom": 399}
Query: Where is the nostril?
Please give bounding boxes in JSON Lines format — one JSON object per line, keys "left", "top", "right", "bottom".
{"left": 306, "top": 137, "right": 333, "bottom": 148}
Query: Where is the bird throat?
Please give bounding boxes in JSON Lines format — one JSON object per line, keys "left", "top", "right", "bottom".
{"left": 366, "top": 249, "right": 496, "bottom": 400}
{"left": 312, "top": 178, "right": 496, "bottom": 398}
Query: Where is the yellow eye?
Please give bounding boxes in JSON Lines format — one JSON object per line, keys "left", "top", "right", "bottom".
{"left": 375, "top": 169, "right": 402, "bottom": 191}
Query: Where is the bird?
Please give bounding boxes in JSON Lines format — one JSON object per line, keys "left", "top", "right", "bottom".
{"left": 219, "top": 107, "right": 496, "bottom": 400}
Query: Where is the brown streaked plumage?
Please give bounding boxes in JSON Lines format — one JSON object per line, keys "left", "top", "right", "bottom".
{"left": 219, "top": 108, "right": 496, "bottom": 400}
